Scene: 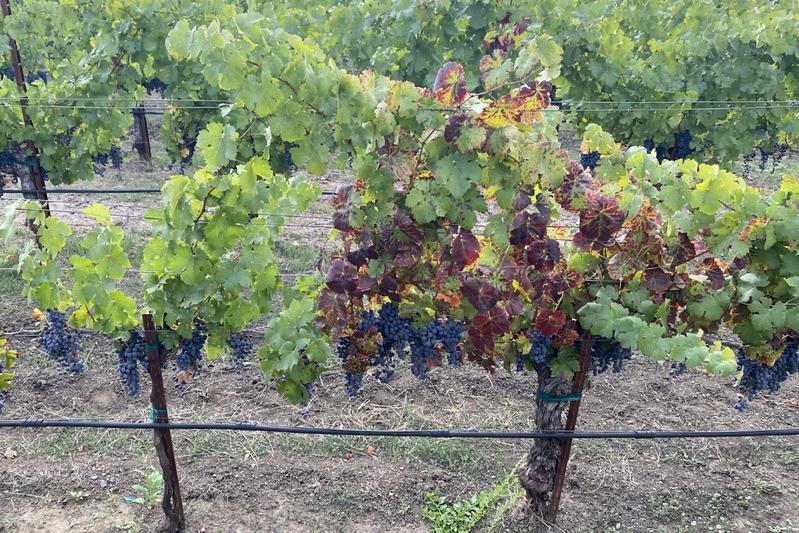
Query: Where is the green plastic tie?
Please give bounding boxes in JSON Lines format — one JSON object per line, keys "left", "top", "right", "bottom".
{"left": 537, "top": 390, "right": 583, "bottom": 403}
{"left": 19, "top": 159, "right": 38, "bottom": 167}
{"left": 144, "top": 343, "right": 159, "bottom": 351}
{"left": 148, "top": 407, "right": 168, "bottom": 423}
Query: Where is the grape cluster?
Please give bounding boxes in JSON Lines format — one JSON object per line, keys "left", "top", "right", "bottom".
{"left": 336, "top": 337, "right": 364, "bottom": 396}
{"left": 590, "top": 339, "right": 631, "bottom": 375}
{"left": 37, "top": 309, "right": 84, "bottom": 374}
{"left": 735, "top": 344, "right": 799, "bottom": 411}
{"left": 669, "top": 361, "right": 687, "bottom": 377}
{"left": 227, "top": 332, "right": 254, "bottom": 368}
{"left": 438, "top": 318, "right": 464, "bottom": 366}
{"left": 516, "top": 331, "right": 552, "bottom": 371}
{"left": 91, "top": 146, "right": 123, "bottom": 173}
{"left": 55, "top": 127, "right": 76, "bottom": 146}
{"left": 339, "top": 304, "right": 464, "bottom": 396}
{"left": 671, "top": 131, "right": 693, "bottom": 160}
{"left": 358, "top": 303, "right": 414, "bottom": 385}
{"left": 142, "top": 77, "right": 168, "bottom": 96}
{"left": 26, "top": 69, "right": 47, "bottom": 84}
{"left": 117, "top": 330, "right": 148, "bottom": 396}
{"left": 176, "top": 323, "right": 207, "bottom": 372}
{"left": 580, "top": 151, "right": 600, "bottom": 171}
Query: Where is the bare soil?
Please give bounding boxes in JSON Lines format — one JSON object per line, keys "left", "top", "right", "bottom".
{"left": 1, "top": 287, "right": 798, "bottom": 532}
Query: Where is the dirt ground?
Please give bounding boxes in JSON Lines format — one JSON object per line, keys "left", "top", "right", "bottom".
{"left": 2, "top": 290, "right": 799, "bottom": 533}
{"left": 2, "top": 148, "right": 799, "bottom": 533}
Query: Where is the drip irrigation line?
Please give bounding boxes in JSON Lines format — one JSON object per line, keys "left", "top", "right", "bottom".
{"left": 0, "top": 418, "right": 798, "bottom": 440}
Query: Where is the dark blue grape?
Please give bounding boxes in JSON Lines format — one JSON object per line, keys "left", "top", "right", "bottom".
{"left": 37, "top": 309, "right": 84, "bottom": 374}
{"left": 590, "top": 338, "right": 631, "bottom": 375}
{"left": 109, "top": 146, "right": 123, "bottom": 169}
{"left": 116, "top": 330, "right": 147, "bottom": 396}
{"left": 227, "top": 332, "right": 254, "bottom": 369}
{"left": 516, "top": 331, "right": 552, "bottom": 371}
{"left": 736, "top": 344, "right": 798, "bottom": 409}
{"left": 671, "top": 131, "right": 693, "bottom": 160}
{"left": 142, "top": 77, "right": 168, "bottom": 96}
{"left": 176, "top": 322, "right": 206, "bottom": 372}
{"left": 580, "top": 151, "right": 600, "bottom": 171}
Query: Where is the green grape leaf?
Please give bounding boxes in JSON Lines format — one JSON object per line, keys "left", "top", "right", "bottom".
{"left": 197, "top": 123, "right": 239, "bottom": 169}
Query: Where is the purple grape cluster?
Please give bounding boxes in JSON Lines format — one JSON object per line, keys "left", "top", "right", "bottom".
{"left": 340, "top": 304, "right": 464, "bottom": 396}
{"left": 590, "top": 338, "right": 631, "bottom": 375}
{"left": 227, "top": 332, "right": 254, "bottom": 368}
{"left": 117, "top": 330, "right": 148, "bottom": 396}
{"left": 142, "top": 77, "right": 168, "bottom": 96}
{"left": 176, "top": 323, "right": 207, "bottom": 372}
{"left": 91, "top": 146, "right": 123, "bottom": 174}
{"left": 580, "top": 151, "right": 600, "bottom": 171}
{"left": 516, "top": 331, "right": 553, "bottom": 371}
{"left": 37, "top": 310, "right": 84, "bottom": 374}
{"left": 735, "top": 344, "right": 799, "bottom": 411}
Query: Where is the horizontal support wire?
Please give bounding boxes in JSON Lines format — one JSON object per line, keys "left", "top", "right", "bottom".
{"left": 3, "top": 102, "right": 798, "bottom": 113}
{"left": 0, "top": 418, "right": 797, "bottom": 440}
{"left": 0, "top": 188, "right": 339, "bottom": 196}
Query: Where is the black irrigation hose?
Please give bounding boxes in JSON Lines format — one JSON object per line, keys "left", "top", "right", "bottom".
{"left": 1, "top": 418, "right": 798, "bottom": 440}
{"left": 1, "top": 188, "right": 339, "bottom": 196}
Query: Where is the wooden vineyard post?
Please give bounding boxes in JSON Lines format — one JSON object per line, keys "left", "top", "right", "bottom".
{"left": 142, "top": 314, "right": 186, "bottom": 532}
{"left": 133, "top": 107, "right": 153, "bottom": 161}
{"left": 546, "top": 330, "right": 594, "bottom": 522}
{"left": 0, "top": 0, "right": 50, "bottom": 216}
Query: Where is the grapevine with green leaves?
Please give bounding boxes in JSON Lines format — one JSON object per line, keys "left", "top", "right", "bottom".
{"left": 3, "top": 2, "right": 799, "bottom": 522}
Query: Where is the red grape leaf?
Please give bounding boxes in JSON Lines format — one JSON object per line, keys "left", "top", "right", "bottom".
{"left": 509, "top": 211, "right": 547, "bottom": 246}
{"left": 525, "top": 238, "right": 560, "bottom": 271}
{"left": 673, "top": 232, "right": 696, "bottom": 263}
{"left": 461, "top": 277, "right": 500, "bottom": 312}
{"left": 512, "top": 188, "right": 532, "bottom": 211}
{"left": 574, "top": 193, "right": 625, "bottom": 251}
{"left": 433, "top": 62, "right": 468, "bottom": 106}
{"left": 644, "top": 267, "right": 672, "bottom": 294}
{"left": 698, "top": 258, "right": 725, "bottom": 290}
{"left": 387, "top": 211, "right": 423, "bottom": 268}
{"left": 535, "top": 308, "right": 566, "bottom": 336}
{"left": 451, "top": 228, "right": 481, "bottom": 270}
{"left": 354, "top": 273, "right": 376, "bottom": 295}
{"left": 317, "top": 288, "right": 349, "bottom": 334}
{"left": 326, "top": 259, "right": 359, "bottom": 294}
{"left": 554, "top": 160, "right": 596, "bottom": 211}
{"left": 468, "top": 307, "right": 510, "bottom": 353}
